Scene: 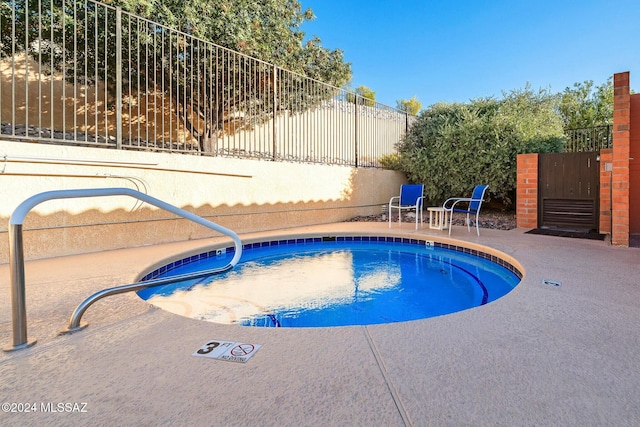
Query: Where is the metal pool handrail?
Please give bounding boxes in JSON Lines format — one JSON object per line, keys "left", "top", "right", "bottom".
{"left": 63, "top": 262, "right": 235, "bottom": 334}
{"left": 4, "top": 188, "right": 243, "bottom": 352}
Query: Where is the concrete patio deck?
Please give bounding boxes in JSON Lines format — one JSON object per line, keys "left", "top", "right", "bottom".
{"left": 1, "top": 222, "right": 639, "bottom": 426}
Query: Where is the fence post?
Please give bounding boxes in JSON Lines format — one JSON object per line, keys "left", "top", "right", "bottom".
{"left": 272, "top": 64, "right": 277, "bottom": 161}
{"left": 354, "top": 96, "right": 359, "bottom": 167}
{"left": 115, "top": 8, "right": 123, "bottom": 150}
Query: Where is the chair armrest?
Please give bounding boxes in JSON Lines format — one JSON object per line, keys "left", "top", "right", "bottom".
{"left": 389, "top": 195, "right": 400, "bottom": 206}
{"left": 443, "top": 197, "right": 472, "bottom": 210}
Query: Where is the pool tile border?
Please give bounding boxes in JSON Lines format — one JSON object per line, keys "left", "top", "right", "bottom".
{"left": 141, "top": 236, "right": 523, "bottom": 282}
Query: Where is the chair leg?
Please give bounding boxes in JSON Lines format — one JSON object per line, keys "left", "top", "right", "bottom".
{"left": 388, "top": 204, "right": 392, "bottom": 228}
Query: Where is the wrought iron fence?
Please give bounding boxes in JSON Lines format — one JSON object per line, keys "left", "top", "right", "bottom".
{"left": 0, "top": 0, "right": 413, "bottom": 167}
{"left": 563, "top": 125, "right": 612, "bottom": 152}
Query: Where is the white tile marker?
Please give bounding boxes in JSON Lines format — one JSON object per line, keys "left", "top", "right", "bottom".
{"left": 193, "top": 339, "right": 261, "bottom": 363}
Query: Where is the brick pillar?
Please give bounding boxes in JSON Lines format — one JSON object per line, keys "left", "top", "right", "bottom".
{"left": 629, "top": 94, "right": 640, "bottom": 234}
{"left": 599, "top": 148, "right": 613, "bottom": 234}
{"left": 612, "top": 72, "right": 631, "bottom": 246}
{"left": 516, "top": 153, "right": 538, "bottom": 229}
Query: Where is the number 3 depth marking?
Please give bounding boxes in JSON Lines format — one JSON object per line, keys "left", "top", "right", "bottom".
{"left": 197, "top": 341, "right": 220, "bottom": 355}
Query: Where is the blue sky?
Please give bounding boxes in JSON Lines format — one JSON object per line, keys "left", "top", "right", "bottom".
{"left": 301, "top": 0, "right": 640, "bottom": 109}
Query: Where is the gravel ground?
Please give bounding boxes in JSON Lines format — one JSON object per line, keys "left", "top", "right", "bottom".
{"left": 347, "top": 208, "right": 517, "bottom": 230}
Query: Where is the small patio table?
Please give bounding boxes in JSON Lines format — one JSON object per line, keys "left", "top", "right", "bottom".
{"left": 427, "top": 206, "right": 449, "bottom": 230}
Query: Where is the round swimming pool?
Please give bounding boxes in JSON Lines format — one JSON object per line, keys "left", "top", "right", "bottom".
{"left": 137, "top": 236, "right": 522, "bottom": 327}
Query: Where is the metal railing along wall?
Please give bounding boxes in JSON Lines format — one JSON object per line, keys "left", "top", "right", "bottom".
{"left": 0, "top": 0, "right": 413, "bottom": 167}
{"left": 4, "top": 187, "right": 243, "bottom": 351}
{"left": 564, "top": 125, "right": 612, "bottom": 153}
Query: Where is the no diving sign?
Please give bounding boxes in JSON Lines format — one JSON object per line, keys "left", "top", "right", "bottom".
{"left": 193, "top": 340, "right": 261, "bottom": 363}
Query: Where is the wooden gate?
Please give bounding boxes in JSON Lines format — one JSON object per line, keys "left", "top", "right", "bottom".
{"left": 538, "top": 152, "right": 600, "bottom": 230}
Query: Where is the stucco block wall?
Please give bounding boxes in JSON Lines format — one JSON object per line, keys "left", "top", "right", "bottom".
{"left": 0, "top": 140, "right": 406, "bottom": 262}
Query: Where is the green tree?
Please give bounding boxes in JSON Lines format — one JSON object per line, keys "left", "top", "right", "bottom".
{"left": 146, "top": 0, "right": 351, "bottom": 86}
{"left": 1, "top": 0, "right": 352, "bottom": 151}
{"left": 557, "top": 79, "right": 613, "bottom": 129}
{"left": 396, "top": 96, "right": 422, "bottom": 115}
{"left": 345, "top": 85, "right": 376, "bottom": 106}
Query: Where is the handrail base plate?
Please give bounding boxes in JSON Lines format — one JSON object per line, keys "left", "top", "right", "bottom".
{"left": 59, "top": 324, "right": 89, "bottom": 335}
{"left": 3, "top": 339, "right": 37, "bottom": 352}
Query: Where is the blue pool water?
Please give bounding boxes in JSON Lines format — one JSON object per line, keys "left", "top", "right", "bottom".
{"left": 137, "top": 237, "right": 521, "bottom": 327}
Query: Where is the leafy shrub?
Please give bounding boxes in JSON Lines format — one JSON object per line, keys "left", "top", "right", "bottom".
{"left": 378, "top": 153, "right": 403, "bottom": 170}
{"left": 395, "top": 86, "right": 564, "bottom": 207}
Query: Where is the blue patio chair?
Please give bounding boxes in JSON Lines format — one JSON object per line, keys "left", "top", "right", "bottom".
{"left": 389, "top": 184, "right": 424, "bottom": 229}
{"left": 443, "top": 185, "right": 489, "bottom": 236}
